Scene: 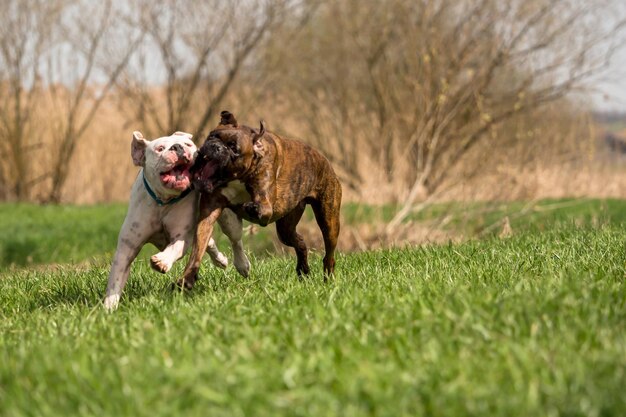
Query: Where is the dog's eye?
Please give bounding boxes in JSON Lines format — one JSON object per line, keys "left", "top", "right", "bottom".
{"left": 156, "top": 145, "right": 165, "bottom": 152}
{"left": 228, "top": 142, "right": 238, "bottom": 151}
{"left": 185, "top": 142, "right": 193, "bottom": 147}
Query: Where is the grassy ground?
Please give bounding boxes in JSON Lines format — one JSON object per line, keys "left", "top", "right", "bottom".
{"left": 2, "top": 198, "right": 626, "bottom": 268}
{"left": 0, "top": 203, "right": 278, "bottom": 269}
{"left": 0, "top": 201, "right": 625, "bottom": 416}
{"left": 0, "top": 203, "right": 127, "bottom": 268}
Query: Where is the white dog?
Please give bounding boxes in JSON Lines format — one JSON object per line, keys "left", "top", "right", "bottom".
{"left": 103, "top": 131, "right": 249, "bottom": 310}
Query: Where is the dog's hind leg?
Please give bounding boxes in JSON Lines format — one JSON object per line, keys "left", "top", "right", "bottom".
{"left": 205, "top": 237, "right": 229, "bottom": 270}
{"left": 275, "top": 201, "right": 309, "bottom": 276}
{"left": 311, "top": 181, "right": 342, "bottom": 279}
{"left": 218, "top": 208, "right": 250, "bottom": 277}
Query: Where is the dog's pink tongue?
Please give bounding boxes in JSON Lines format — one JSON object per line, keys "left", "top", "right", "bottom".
{"left": 200, "top": 160, "right": 217, "bottom": 179}
{"left": 192, "top": 160, "right": 219, "bottom": 192}
{"left": 161, "top": 166, "right": 192, "bottom": 191}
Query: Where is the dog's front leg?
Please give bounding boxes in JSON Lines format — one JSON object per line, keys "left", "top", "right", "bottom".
{"left": 104, "top": 223, "right": 150, "bottom": 310}
{"left": 205, "top": 237, "right": 229, "bottom": 269}
{"left": 150, "top": 239, "right": 186, "bottom": 274}
{"left": 242, "top": 179, "right": 274, "bottom": 226}
{"left": 149, "top": 213, "right": 192, "bottom": 274}
{"left": 176, "top": 193, "right": 227, "bottom": 290}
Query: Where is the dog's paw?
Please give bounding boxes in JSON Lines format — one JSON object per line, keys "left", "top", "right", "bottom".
{"left": 103, "top": 294, "right": 120, "bottom": 311}
{"left": 243, "top": 202, "right": 272, "bottom": 226}
{"left": 210, "top": 251, "right": 229, "bottom": 269}
{"left": 243, "top": 202, "right": 261, "bottom": 219}
{"left": 172, "top": 277, "right": 195, "bottom": 291}
{"left": 150, "top": 254, "right": 171, "bottom": 274}
{"left": 234, "top": 252, "right": 250, "bottom": 278}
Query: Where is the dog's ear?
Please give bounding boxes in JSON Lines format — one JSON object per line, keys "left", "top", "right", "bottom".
{"left": 131, "top": 131, "right": 149, "bottom": 166}
{"left": 220, "top": 110, "right": 238, "bottom": 127}
{"left": 252, "top": 120, "right": 266, "bottom": 157}
{"left": 173, "top": 131, "right": 193, "bottom": 140}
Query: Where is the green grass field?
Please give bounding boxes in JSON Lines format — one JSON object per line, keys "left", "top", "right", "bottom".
{"left": 1, "top": 200, "right": 625, "bottom": 416}
{"left": 3, "top": 198, "right": 626, "bottom": 269}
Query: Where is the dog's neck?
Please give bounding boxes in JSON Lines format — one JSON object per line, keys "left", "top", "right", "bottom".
{"left": 142, "top": 171, "right": 191, "bottom": 206}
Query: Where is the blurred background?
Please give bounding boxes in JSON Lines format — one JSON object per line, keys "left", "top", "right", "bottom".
{"left": 2, "top": 0, "right": 626, "bottom": 263}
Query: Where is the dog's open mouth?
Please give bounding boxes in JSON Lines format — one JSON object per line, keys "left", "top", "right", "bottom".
{"left": 192, "top": 159, "right": 221, "bottom": 192}
{"left": 160, "top": 162, "right": 193, "bottom": 191}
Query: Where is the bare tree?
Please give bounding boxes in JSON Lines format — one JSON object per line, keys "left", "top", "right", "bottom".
{"left": 116, "top": 0, "right": 302, "bottom": 141}
{"left": 0, "top": 0, "right": 66, "bottom": 201}
{"left": 45, "top": 0, "right": 143, "bottom": 203}
{"left": 383, "top": 0, "right": 626, "bottom": 231}
{"left": 260, "top": 0, "right": 626, "bottom": 230}
{"left": 2, "top": 0, "right": 624, "bottom": 211}
{"left": 0, "top": 0, "right": 142, "bottom": 203}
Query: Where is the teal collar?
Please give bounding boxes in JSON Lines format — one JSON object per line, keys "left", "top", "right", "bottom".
{"left": 143, "top": 172, "right": 192, "bottom": 206}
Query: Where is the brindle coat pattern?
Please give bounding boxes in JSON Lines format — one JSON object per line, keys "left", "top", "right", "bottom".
{"left": 177, "top": 111, "right": 342, "bottom": 289}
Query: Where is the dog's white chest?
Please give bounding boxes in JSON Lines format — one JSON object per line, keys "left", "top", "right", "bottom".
{"left": 220, "top": 180, "right": 251, "bottom": 204}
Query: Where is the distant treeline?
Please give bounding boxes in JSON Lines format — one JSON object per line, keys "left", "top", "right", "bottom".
{"left": 593, "top": 111, "right": 626, "bottom": 125}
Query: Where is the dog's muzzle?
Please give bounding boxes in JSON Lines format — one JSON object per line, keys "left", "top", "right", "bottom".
{"left": 191, "top": 140, "right": 230, "bottom": 192}
{"left": 170, "top": 143, "right": 189, "bottom": 162}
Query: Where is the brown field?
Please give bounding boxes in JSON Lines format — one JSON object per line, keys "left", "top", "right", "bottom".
{"left": 11, "top": 89, "right": 626, "bottom": 207}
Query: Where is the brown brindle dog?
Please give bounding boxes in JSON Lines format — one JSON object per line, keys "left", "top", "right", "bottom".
{"left": 176, "top": 111, "right": 342, "bottom": 288}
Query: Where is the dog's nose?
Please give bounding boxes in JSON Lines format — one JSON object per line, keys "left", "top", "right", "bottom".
{"left": 170, "top": 143, "right": 187, "bottom": 160}
{"left": 209, "top": 142, "right": 223, "bottom": 153}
